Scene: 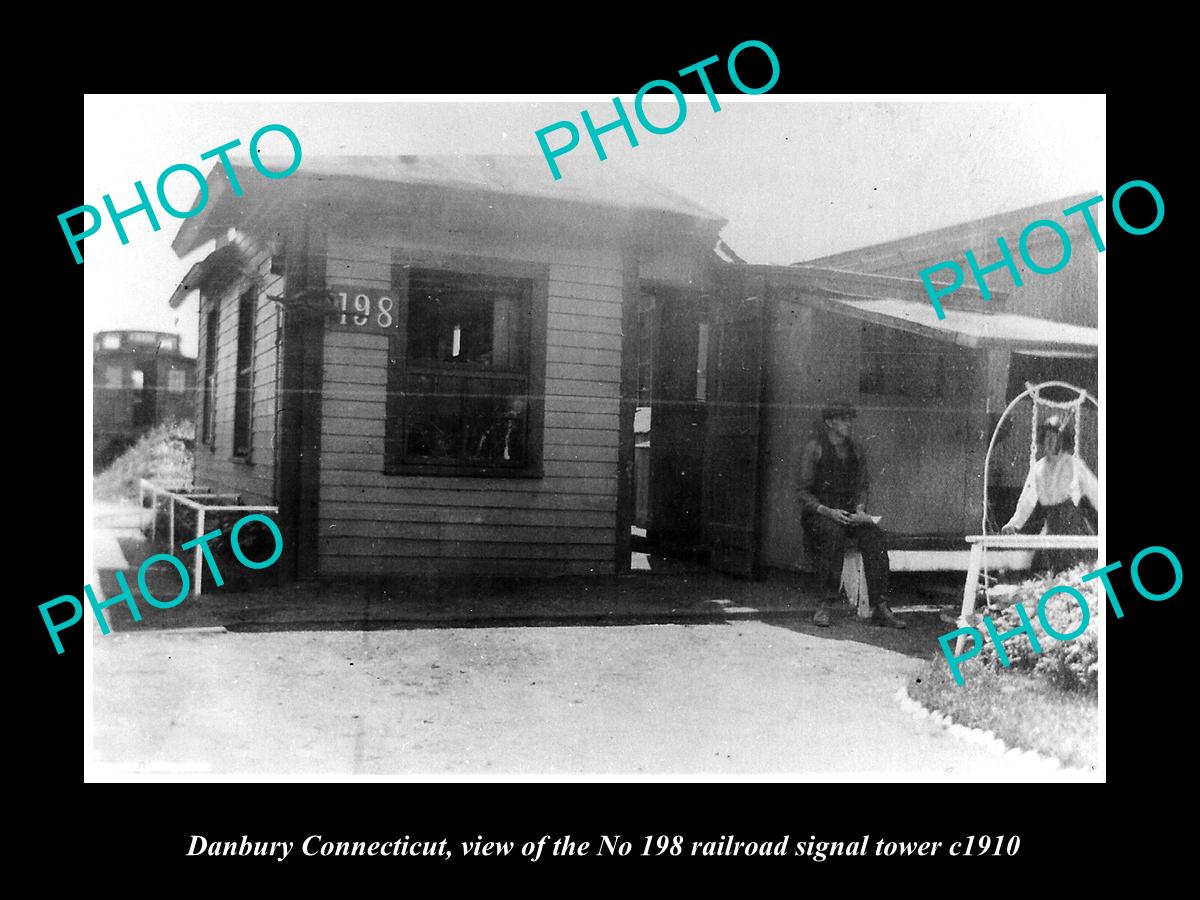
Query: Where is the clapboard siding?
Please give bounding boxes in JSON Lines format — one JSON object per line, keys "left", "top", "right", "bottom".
{"left": 193, "top": 239, "right": 282, "bottom": 509}
{"left": 320, "top": 538, "right": 613, "bottom": 560}
{"left": 547, "top": 329, "right": 623, "bottom": 352}
{"left": 547, "top": 346, "right": 621, "bottom": 367}
{"left": 544, "top": 411, "right": 620, "bottom": 433}
{"left": 321, "top": 502, "right": 616, "bottom": 527}
{"left": 320, "top": 484, "right": 616, "bottom": 510}
{"left": 323, "top": 557, "right": 612, "bottom": 577}
{"left": 551, "top": 297, "right": 623, "bottom": 320}
{"left": 544, "top": 395, "right": 620, "bottom": 416}
{"left": 316, "top": 230, "right": 625, "bottom": 576}
{"left": 327, "top": 521, "right": 615, "bottom": 544}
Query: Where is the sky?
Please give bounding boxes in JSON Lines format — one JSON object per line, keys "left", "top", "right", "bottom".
{"left": 82, "top": 95, "right": 1104, "bottom": 358}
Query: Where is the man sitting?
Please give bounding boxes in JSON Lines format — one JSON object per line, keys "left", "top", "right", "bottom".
{"left": 798, "top": 400, "right": 904, "bottom": 629}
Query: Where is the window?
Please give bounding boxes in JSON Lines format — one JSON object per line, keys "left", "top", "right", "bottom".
{"left": 636, "top": 295, "right": 655, "bottom": 404}
{"left": 131, "top": 369, "right": 156, "bottom": 426}
{"left": 859, "top": 323, "right": 977, "bottom": 400}
{"left": 101, "top": 334, "right": 121, "bottom": 350}
{"left": 695, "top": 321, "right": 710, "bottom": 402}
{"left": 104, "top": 365, "right": 123, "bottom": 387}
{"left": 232, "top": 292, "right": 256, "bottom": 458}
{"left": 167, "top": 369, "right": 187, "bottom": 393}
{"left": 386, "top": 266, "right": 546, "bottom": 475}
{"left": 201, "top": 304, "right": 218, "bottom": 446}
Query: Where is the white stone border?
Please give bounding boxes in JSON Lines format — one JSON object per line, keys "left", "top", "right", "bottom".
{"left": 894, "top": 685, "right": 1093, "bottom": 775}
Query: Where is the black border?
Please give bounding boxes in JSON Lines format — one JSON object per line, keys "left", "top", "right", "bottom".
{"left": 31, "top": 24, "right": 1183, "bottom": 883}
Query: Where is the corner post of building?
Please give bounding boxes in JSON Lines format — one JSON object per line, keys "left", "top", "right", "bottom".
{"left": 275, "top": 217, "right": 326, "bottom": 582}
{"left": 752, "top": 271, "right": 772, "bottom": 581}
{"left": 297, "top": 226, "right": 327, "bottom": 580}
{"left": 615, "top": 244, "right": 641, "bottom": 575}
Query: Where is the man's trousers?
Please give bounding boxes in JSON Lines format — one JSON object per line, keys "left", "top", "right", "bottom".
{"left": 803, "top": 514, "right": 891, "bottom": 607}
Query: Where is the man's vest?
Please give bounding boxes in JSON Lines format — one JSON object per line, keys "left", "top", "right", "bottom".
{"left": 812, "top": 431, "right": 860, "bottom": 511}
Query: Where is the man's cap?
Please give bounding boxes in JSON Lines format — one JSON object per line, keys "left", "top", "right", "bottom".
{"left": 821, "top": 400, "right": 857, "bottom": 420}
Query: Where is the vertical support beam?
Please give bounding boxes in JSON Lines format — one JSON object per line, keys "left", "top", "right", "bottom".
{"left": 193, "top": 508, "right": 206, "bottom": 597}
{"left": 955, "top": 541, "right": 984, "bottom": 655}
{"left": 615, "top": 246, "right": 640, "bottom": 575}
{"left": 297, "top": 228, "right": 327, "bottom": 580}
{"left": 752, "top": 274, "right": 773, "bottom": 581}
{"left": 974, "top": 347, "right": 1012, "bottom": 531}
{"left": 275, "top": 219, "right": 326, "bottom": 582}
{"left": 168, "top": 495, "right": 175, "bottom": 550}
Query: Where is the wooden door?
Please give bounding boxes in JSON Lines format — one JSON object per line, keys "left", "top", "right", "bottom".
{"left": 702, "top": 281, "right": 766, "bottom": 578}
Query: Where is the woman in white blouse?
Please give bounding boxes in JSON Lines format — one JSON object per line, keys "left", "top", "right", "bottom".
{"left": 1001, "top": 414, "right": 1098, "bottom": 572}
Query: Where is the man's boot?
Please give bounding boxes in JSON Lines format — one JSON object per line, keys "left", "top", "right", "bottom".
{"left": 873, "top": 602, "right": 906, "bottom": 629}
{"left": 813, "top": 601, "right": 834, "bottom": 627}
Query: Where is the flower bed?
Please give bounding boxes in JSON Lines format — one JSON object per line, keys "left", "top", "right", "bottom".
{"left": 911, "top": 564, "right": 1099, "bottom": 768}
{"left": 969, "top": 564, "right": 1098, "bottom": 694}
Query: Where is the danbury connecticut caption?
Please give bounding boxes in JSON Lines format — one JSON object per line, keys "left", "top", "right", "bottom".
{"left": 187, "top": 833, "right": 1020, "bottom": 862}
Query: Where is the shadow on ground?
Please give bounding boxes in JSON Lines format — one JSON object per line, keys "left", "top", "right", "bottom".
{"left": 97, "top": 532, "right": 957, "bottom": 661}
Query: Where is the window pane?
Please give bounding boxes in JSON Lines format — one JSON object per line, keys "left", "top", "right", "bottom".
{"left": 105, "top": 365, "right": 123, "bottom": 387}
{"left": 168, "top": 369, "right": 187, "bottom": 393}
{"left": 407, "top": 273, "right": 528, "bottom": 371}
{"left": 462, "top": 377, "right": 527, "bottom": 463}
{"left": 404, "top": 373, "right": 464, "bottom": 460}
{"left": 101, "top": 334, "right": 121, "bottom": 350}
{"left": 130, "top": 369, "right": 144, "bottom": 390}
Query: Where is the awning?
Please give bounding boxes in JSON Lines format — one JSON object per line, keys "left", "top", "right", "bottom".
{"left": 806, "top": 290, "right": 1097, "bottom": 354}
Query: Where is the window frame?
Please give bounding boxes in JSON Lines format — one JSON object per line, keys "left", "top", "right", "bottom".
{"left": 201, "top": 300, "right": 219, "bottom": 449}
{"left": 232, "top": 290, "right": 257, "bottom": 460}
{"left": 383, "top": 254, "right": 548, "bottom": 478}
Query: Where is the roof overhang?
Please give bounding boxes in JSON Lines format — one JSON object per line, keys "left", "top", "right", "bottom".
{"left": 171, "top": 158, "right": 728, "bottom": 260}
{"left": 168, "top": 240, "right": 258, "bottom": 309}
{"left": 805, "top": 292, "right": 1097, "bottom": 353}
{"left": 750, "top": 263, "right": 1096, "bottom": 354}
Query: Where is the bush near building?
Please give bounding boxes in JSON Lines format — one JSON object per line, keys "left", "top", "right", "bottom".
{"left": 94, "top": 420, "right": 195, "bottom": 501}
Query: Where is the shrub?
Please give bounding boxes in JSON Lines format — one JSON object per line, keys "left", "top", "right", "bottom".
{"left": 94, "top": 420, "right": 195, "bottom": 500}
{"left": 963, "top": 563, "right": 1098, "bottom": 695}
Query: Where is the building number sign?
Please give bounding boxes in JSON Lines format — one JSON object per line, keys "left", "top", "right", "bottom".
{"left": 327, "top": 286, "right": 401, "bottom": 333}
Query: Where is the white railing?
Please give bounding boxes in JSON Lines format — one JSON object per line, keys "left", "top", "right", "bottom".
{"left": 138, "top": 479, "right": 280, "bottom": 596}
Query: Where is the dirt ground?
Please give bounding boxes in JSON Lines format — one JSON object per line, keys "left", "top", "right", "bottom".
{"left": 92, "top": 620, "right": 1073, "bottom": 778}
{"left": 89, "top": 499, "right": 1086, "bottom": 779}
